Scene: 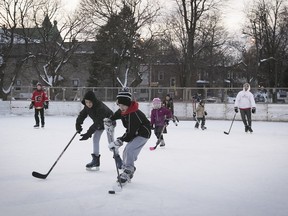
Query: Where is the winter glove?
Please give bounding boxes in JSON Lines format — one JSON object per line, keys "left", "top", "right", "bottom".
{"left": 29, "top": 103, "right": 34, "bottom": 109}
{"left": 79, "top": 133, "right": 91, "bottom": 141}
{"left": 193, "top": 112, "right": 196, "bottom": 118}
{"left": 44, "top": 102, "right": 49, "bottom": 109}
{"left": 234, "top": 107, "right": 238, "bottom": 113}
{"left": 108, "top": 139, "right": 123, "bottom": 151}
{"left": 204, "top": 111, "right": 207, "bottom": 116}
{"left": 252, "top": 107, "right": 256, "bottom": 114}
{"left": 103, "top": 118, "right": 113, "bottom": 127}
{"left": 75, "top": 123, "right": 83, "bottom": 134}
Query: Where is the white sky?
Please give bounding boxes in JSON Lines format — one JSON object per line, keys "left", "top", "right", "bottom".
{"left": 61, "top": 0, "right": 246, "bottom": 32}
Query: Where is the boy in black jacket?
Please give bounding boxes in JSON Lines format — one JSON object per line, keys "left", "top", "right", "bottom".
{"left": 76, "top": 91, "right": 114, "bottom": 171}
{"left": 104, "top": 90, "right": 151, "bottom": 184}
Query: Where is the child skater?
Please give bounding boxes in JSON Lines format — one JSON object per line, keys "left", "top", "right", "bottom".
{"left": 150, "top": 98, "right": 172, "bottom": 147}
{"left": 194, "top": 100, "right": 207, "bottom": 130}
{"left": 104, "top": 90, "right": 151, "bottom": 185}
{"left": 29, "top": 83, "right": 49, "bottom": 128}
{"left": 75, "top": 90, "right": 117, "bottom": 171}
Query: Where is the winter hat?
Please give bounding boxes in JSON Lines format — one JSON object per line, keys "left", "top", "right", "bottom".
{"left": 36, "top": 82, "right": 42, "bottom": 87}
{"left": 152, "top": 98, "right": 162, "bottom": 109}
{"left": 83, "top": 91, "right": 96, "bottom": 101}
{"left": 116, "top": 90, "right": 132, "bottom": 106}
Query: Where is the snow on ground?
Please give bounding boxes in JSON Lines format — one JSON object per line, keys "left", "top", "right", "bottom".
{"left": 0, "top": 115, "right": 288, "bottom": 216}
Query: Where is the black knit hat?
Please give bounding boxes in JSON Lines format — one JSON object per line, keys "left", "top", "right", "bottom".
{"left": 116, "top": 90, "right": 132, "bottom": 106}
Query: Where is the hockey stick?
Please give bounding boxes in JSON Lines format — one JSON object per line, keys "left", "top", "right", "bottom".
{"left": 113, "top": 148, "right": 122, "bottom": 189}
{"left": 149, "top": 123, "right": 168, "bottom": 151}
{"left": 32, "top": 132, "right": 78, "bottom": 179}
{"left": 224, "top": 113, "right": 237, "bottom": 135}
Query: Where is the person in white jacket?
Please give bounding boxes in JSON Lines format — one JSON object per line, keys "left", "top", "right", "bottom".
{"left": 234, "top": 83, "right": 256, "bottom": 132}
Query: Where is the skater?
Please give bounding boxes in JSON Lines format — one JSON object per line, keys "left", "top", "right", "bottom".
{"left": 75, "top": 91, "right": 117, "bottom": 171}
{"left": 150, "top": 98, "right": 172, "bottom": 147}
{"left": 162, "top": 94, "right": 174, "bottom": 114}
{"left": 234, "top": 83, "right": 256, "bottom": 132}
{"left": 29, "top": 83, "right": 49, "bottom": 128}
{"left": 105, "top": 90, "right": 151, "bottom": 184}
{"left": 193, "top": 100, "right": 207, "bottom": 130}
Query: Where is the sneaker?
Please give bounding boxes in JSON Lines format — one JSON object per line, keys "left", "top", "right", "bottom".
{"left": 160, "top": 140, "right": 165, "bottom": 147}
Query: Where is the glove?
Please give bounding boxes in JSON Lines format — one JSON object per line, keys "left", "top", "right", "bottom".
{"left": 234, "top": 107, "right": 238, "bottom": 113}
{"left": 193, "top": 112, "right": 196, "bottom": 118}
{"left": 44, "top": 102, "right": 49, "bottom": 109}
{"left": 165, "top": 119, "right": 169, "bottom": 125}
{"left": 108, "top": 139, "right": 123, "bottom": 151}
{"left": 204, "top": 111, "right": 207, "bottom": 116}
{"left": 76, "top": 123, "right": 83, "bottom": 133}
{"left": 29, "top": 103, "right": 34, "bottom": 109}
{"left": 252, "top": 107, "right": 256, "bottom": 114}
{"left": 79, "top": 133, "right": 91, "bottom": 141}
{"left": 103, "top": 118, "right": 113, "bottom": 127}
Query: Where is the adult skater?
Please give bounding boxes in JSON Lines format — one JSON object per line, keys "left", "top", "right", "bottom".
{"left": 76, "top": 91, "right": 117, "bottom": 171}
{"left": 162, "top": 94, "right": 174, "bottom": 114}
{"left": 29, "top": 83, "right": 49, "bottom": 128}
{"left": 234, "top": 83, "right": 256, "bottom": 132}
{"left": 150, "top": 98, "right": 172, "bottom": 147}
{"left": 104, "top": 90, "right": 151, "bottom": 184}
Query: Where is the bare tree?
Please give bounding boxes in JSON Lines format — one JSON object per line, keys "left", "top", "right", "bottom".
{"left": 0, "top": 0, "right": 87, "bottom": 99}
{"left": 165, "top": 0, "right": 226, "bottom": 87}
{"left": 243, "top": 0, "right": 288, "bottom": 87}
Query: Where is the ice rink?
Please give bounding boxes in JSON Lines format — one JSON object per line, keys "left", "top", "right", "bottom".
{"left": 0, "top": 115, "right": 288, "bottom": 216}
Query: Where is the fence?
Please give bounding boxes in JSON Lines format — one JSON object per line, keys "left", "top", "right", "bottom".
{"left": 8, "top": 86, "right": 288, "bottom": 104}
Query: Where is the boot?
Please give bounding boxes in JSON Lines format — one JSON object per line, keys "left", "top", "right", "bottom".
{"left": 86, "top": 154, "right": 100, "bottom": 170}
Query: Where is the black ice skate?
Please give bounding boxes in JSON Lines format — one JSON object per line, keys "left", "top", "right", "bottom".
{"left": 86, "top": 154, "right": 100, "bottom": 171}
{"left": 201, "top": 126, "right": 207, "bottom": 130}
{"left": 118, "top": 169, "right": 134, "bottom": 184}
{"left": 247, "top": 126, "right": 253, "bottom": 133}
{"left": 34, "top": 124, "right": 39, "bottom": 129}
{"left": 245, "top": 125, "right": 249, "bottom": 132}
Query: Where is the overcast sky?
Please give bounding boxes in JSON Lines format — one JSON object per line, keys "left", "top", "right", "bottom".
{"left": 62, "top": 0, "right": 246, "bottom": 32}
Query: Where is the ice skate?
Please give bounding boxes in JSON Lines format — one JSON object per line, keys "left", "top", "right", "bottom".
{"left": 86, "top": 154, "right": 100, "bottom": 171}
{"left": 248, "top": 126, "right": 253, "bottom": 133}
{"left": 160, "top": 140, "right": 165, "bottom": 147}
{"left": 245, "top": 125, "right": 249, "bottom": 132}
{"left": 201, "top": 126, "right": 207, "bottom": 130}
{"left": 34, "top": 124, "right": 39, "bottom": 129}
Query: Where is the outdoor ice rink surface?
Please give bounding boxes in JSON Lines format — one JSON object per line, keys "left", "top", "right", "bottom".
{"left": 0, "top": 115, "right": 288, "bottom": 216}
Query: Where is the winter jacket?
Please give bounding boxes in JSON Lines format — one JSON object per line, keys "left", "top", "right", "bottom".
{"left": 234, "top": 87, "right": 256, "bottom": 110}
{"left": 31, "top": 90, "right": 49, "bottom": 109}
{"left": 196, "top": 104, "right": 206, "bottom": 118}
{"left": 76, "top": 91, "right": 113, "bottom": 136}
{"left": 110, "top": 101, "right": 151, "bottom": 142}
{"left": 162, "top": 98, "right": 174, "bottom": 114}
{"left": 150, "top": 107, "right": 172, "bottom": 127}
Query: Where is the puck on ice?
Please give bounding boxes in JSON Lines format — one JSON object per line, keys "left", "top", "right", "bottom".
{"left": 108, "top": 190, "right": 115, "bottom": 194}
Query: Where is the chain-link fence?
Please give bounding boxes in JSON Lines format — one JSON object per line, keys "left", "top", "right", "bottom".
{"left": 8, "top": 86, "right": 288, "bottom": 104}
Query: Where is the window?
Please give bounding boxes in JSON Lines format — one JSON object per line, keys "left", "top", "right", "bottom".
{"left": 15, "top": 80, "right": 21, "bottom": 91}
{"left": 158, "top": 71, "right": 164, "bottom": 80}
{"left": 170, "top": 77, "right": 176, "bottom": 87}
{"left": 72, "top": 79, "right": 79, "bottom": 91}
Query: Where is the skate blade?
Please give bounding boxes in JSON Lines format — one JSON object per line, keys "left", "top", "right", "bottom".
{"left": 86, "top": 167, "right": 100, "bottom": 171}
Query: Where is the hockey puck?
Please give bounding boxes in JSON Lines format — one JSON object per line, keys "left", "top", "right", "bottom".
{"left": 108, "top": 190, "right": 115, "bottom": 194}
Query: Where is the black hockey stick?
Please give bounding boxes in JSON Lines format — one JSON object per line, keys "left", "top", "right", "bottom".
{"left": 32, "top": 132, "right": 78, "bottom": 179}
{"left": 149, "top": 123, "right": 168, "bottom": 151}
{"left": 224, "top": 113, "right": 237, "bottom": 135}
{"left": 113, "top": 148, "right": 122, "bottom": 189}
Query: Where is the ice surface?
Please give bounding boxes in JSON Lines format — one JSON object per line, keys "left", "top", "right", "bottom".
{"left": 0, "top": 116, "right": 288, "bottom": 216}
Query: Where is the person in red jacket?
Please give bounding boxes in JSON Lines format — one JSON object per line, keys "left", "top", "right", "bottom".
{"left": 29, "top": 83, "right": 49, "bottom": 128}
